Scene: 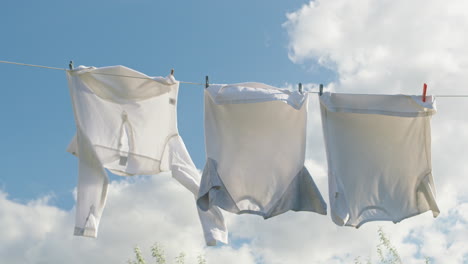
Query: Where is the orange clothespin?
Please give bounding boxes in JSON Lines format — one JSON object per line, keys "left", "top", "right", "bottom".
{"left": 422, "top": 83, "right": 427, "bottom": 102}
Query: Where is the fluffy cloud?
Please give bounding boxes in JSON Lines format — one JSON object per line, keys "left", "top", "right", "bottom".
{"left": 0, "top": 176, "right": 228, "bottom": 264}
{"left": 2, "top": 178, "right": 467, "bottom": 263}
{"left": 284, "top": 0, "right": 468, "bottom": 95}
{"left": 4, "top": 175, "right": 467, "bottom": 264}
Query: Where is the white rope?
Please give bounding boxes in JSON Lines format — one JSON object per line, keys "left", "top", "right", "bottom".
{"left": 0, "top": 60, "right": 66, "bottom": 71}
{"left": 306, "top": 92, "right": 468, "bottom": 97}
{"left": 1, "top": 60, "right": 468, "bottom": 96}
{"left": 433, "top": 95, "right": 468, "bottom": 97}
{"left": 0, "top": 60, "right": 205, "bottom": 86}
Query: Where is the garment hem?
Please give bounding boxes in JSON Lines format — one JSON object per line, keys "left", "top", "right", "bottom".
{"left": 205, "top": 228, "right": 228, "bottom": 246}
{"left": 198, "top": 160, "right": 326, "bottom": 219}
{"left": 74, "top": 227, "right": 97, "bottom": 238}
{"left": 346, "top": 209, "right": 438, "bottom": 229}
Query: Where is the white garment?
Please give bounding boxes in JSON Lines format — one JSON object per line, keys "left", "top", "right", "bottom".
{"left": 319, "top": 92, "right": 440, "bottom": 227}
{"left": 66, "top": 65, "right": 227, "bottom": 245}
{"left": 198, "top": 83, "right": 327, "bottom": 219}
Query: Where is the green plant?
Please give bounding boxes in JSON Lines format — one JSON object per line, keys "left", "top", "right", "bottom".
{"left": 175, "top": 253, "right": 185, "bottom": 264}
{"left": 376, "top": 227, "right": 402, "bottom": 264}
{"left": 129, "top": 228, "right": 430, "bottom": 264}
{"left": 197, "top": 254, "right": 206, "bottom": 264}
{"left": 355, "top": 227, "right": 430, "bottom": 264}
{"left": 128, "top": 243, "right": 206, "bottom": 264}
{"left": 127, "top": 247, "right": 146, "bottom": 264}
{"left": 354, "top": 256, "right": 371, "bottom": 264}
{"left": 151, "top": 243, "right": 166, "bottom": 264}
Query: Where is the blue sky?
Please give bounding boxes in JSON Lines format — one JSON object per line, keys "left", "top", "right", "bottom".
{"left": 1, "top": 0, "right": 468, "bottom": 263}
{"left": 0, "top": 0, "right": 332, "bottom": 208}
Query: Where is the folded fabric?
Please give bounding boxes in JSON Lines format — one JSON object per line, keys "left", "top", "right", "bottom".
{"left": 319, "top": 92, "right": 440, "bottom": 227}
{"left": 198, "top": 83, "right": 327, "bottom": 222}
{"left": 66, "top": 65, "right": 227, "bottom": 245}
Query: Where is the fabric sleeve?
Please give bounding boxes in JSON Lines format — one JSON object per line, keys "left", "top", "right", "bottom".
{"left": 163, "top": 135, "right": 228, "bottom": 246}
{"left": 73, "top": 129, "right": 109, "bottom": 238}
{"left": 328, "top": 170, "right": 350, "bottom": 226}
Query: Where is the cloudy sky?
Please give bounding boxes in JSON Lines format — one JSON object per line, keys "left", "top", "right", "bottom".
{"left": 1, "top": 0, "right": 468, "bottom": 263}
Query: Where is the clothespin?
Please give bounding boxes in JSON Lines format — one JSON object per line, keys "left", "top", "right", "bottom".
{"left": 205, "top": 76, "right": 209, "bottom": 89}
{"left": 298, "top": 83, "right": 303, "bottom": 94}
{"left": 170, "top": 68, "right": 174, "bottom": 76}
{"left": 69, "top": 60, "right": 74, "bottom": 70}
{"left": 422, "top": 83, "right": 427, "bottom": 102}
{"left": 319, "top": 84, "right": 323, "bottom": 96}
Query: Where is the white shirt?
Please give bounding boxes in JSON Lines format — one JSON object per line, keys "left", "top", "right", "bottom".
{"left": 319, "top": 92, "right": 440, "bottom": 227}
{"left": 198, "top": 83, "right": 327, "bottom": 219}
{"left": 66, "top": 65, "right": 227, "bottom": 245}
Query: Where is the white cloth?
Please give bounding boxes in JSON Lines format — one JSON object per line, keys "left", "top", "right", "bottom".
{"left": 319, "top": 92, "right": 440, "bottom": 227}
{"left": 66, "top": 65, "right": 227, "bottom": 245}
{"left": 198, "top": 83, "right": 327, "bottom": 220}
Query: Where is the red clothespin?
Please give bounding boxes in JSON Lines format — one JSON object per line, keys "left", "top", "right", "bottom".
{"left": 422, "top": 83, "right": 427, "bottom": 102}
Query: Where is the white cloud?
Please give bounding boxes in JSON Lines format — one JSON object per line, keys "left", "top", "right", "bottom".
{"left": 205, "top": 245, "right": 257, "bottom": 264}
{"left": 284, "top": 0, "right": 468, "bottom": 95}
{"left": 1, "top": 173, "right": 468, "bottom": 263}
{"left": 0, "top": 176, "right": 256, "bottom": 264}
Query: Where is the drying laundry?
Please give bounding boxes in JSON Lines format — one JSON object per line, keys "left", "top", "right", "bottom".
{"left": 319, "top": 92, "right": 440, "bottom": 227}
{"left": 66, "top": 65, "right": 227, "bottom": 246}
{"left": 198, "top": 83, "right": 327, "bottom": 219}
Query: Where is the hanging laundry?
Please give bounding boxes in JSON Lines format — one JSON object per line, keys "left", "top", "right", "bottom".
{"left": 319, "top": 92, "right": 440, "bottom": 227}
{"left": 198, "top": 83, "right": 327, "bottom": 221}
{"left": 66, "top": 65, "right": 227, "bottom": 246}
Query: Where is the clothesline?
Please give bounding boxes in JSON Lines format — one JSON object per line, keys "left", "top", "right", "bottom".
{"left": 1, "top": 59, "right": 467, "bottom": 97}
{"left": 0, "top": 60, "right": 206, "bottom": 86}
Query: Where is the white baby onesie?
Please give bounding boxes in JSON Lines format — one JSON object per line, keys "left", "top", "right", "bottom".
{"left": 198, "top": 83, "right": 327, "bottom": 219}
{"left": 319, "top": 92, "right": 440, "bottom": 227}
{"left": 66, "top": 65, "right": 227, "bottom": 245}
